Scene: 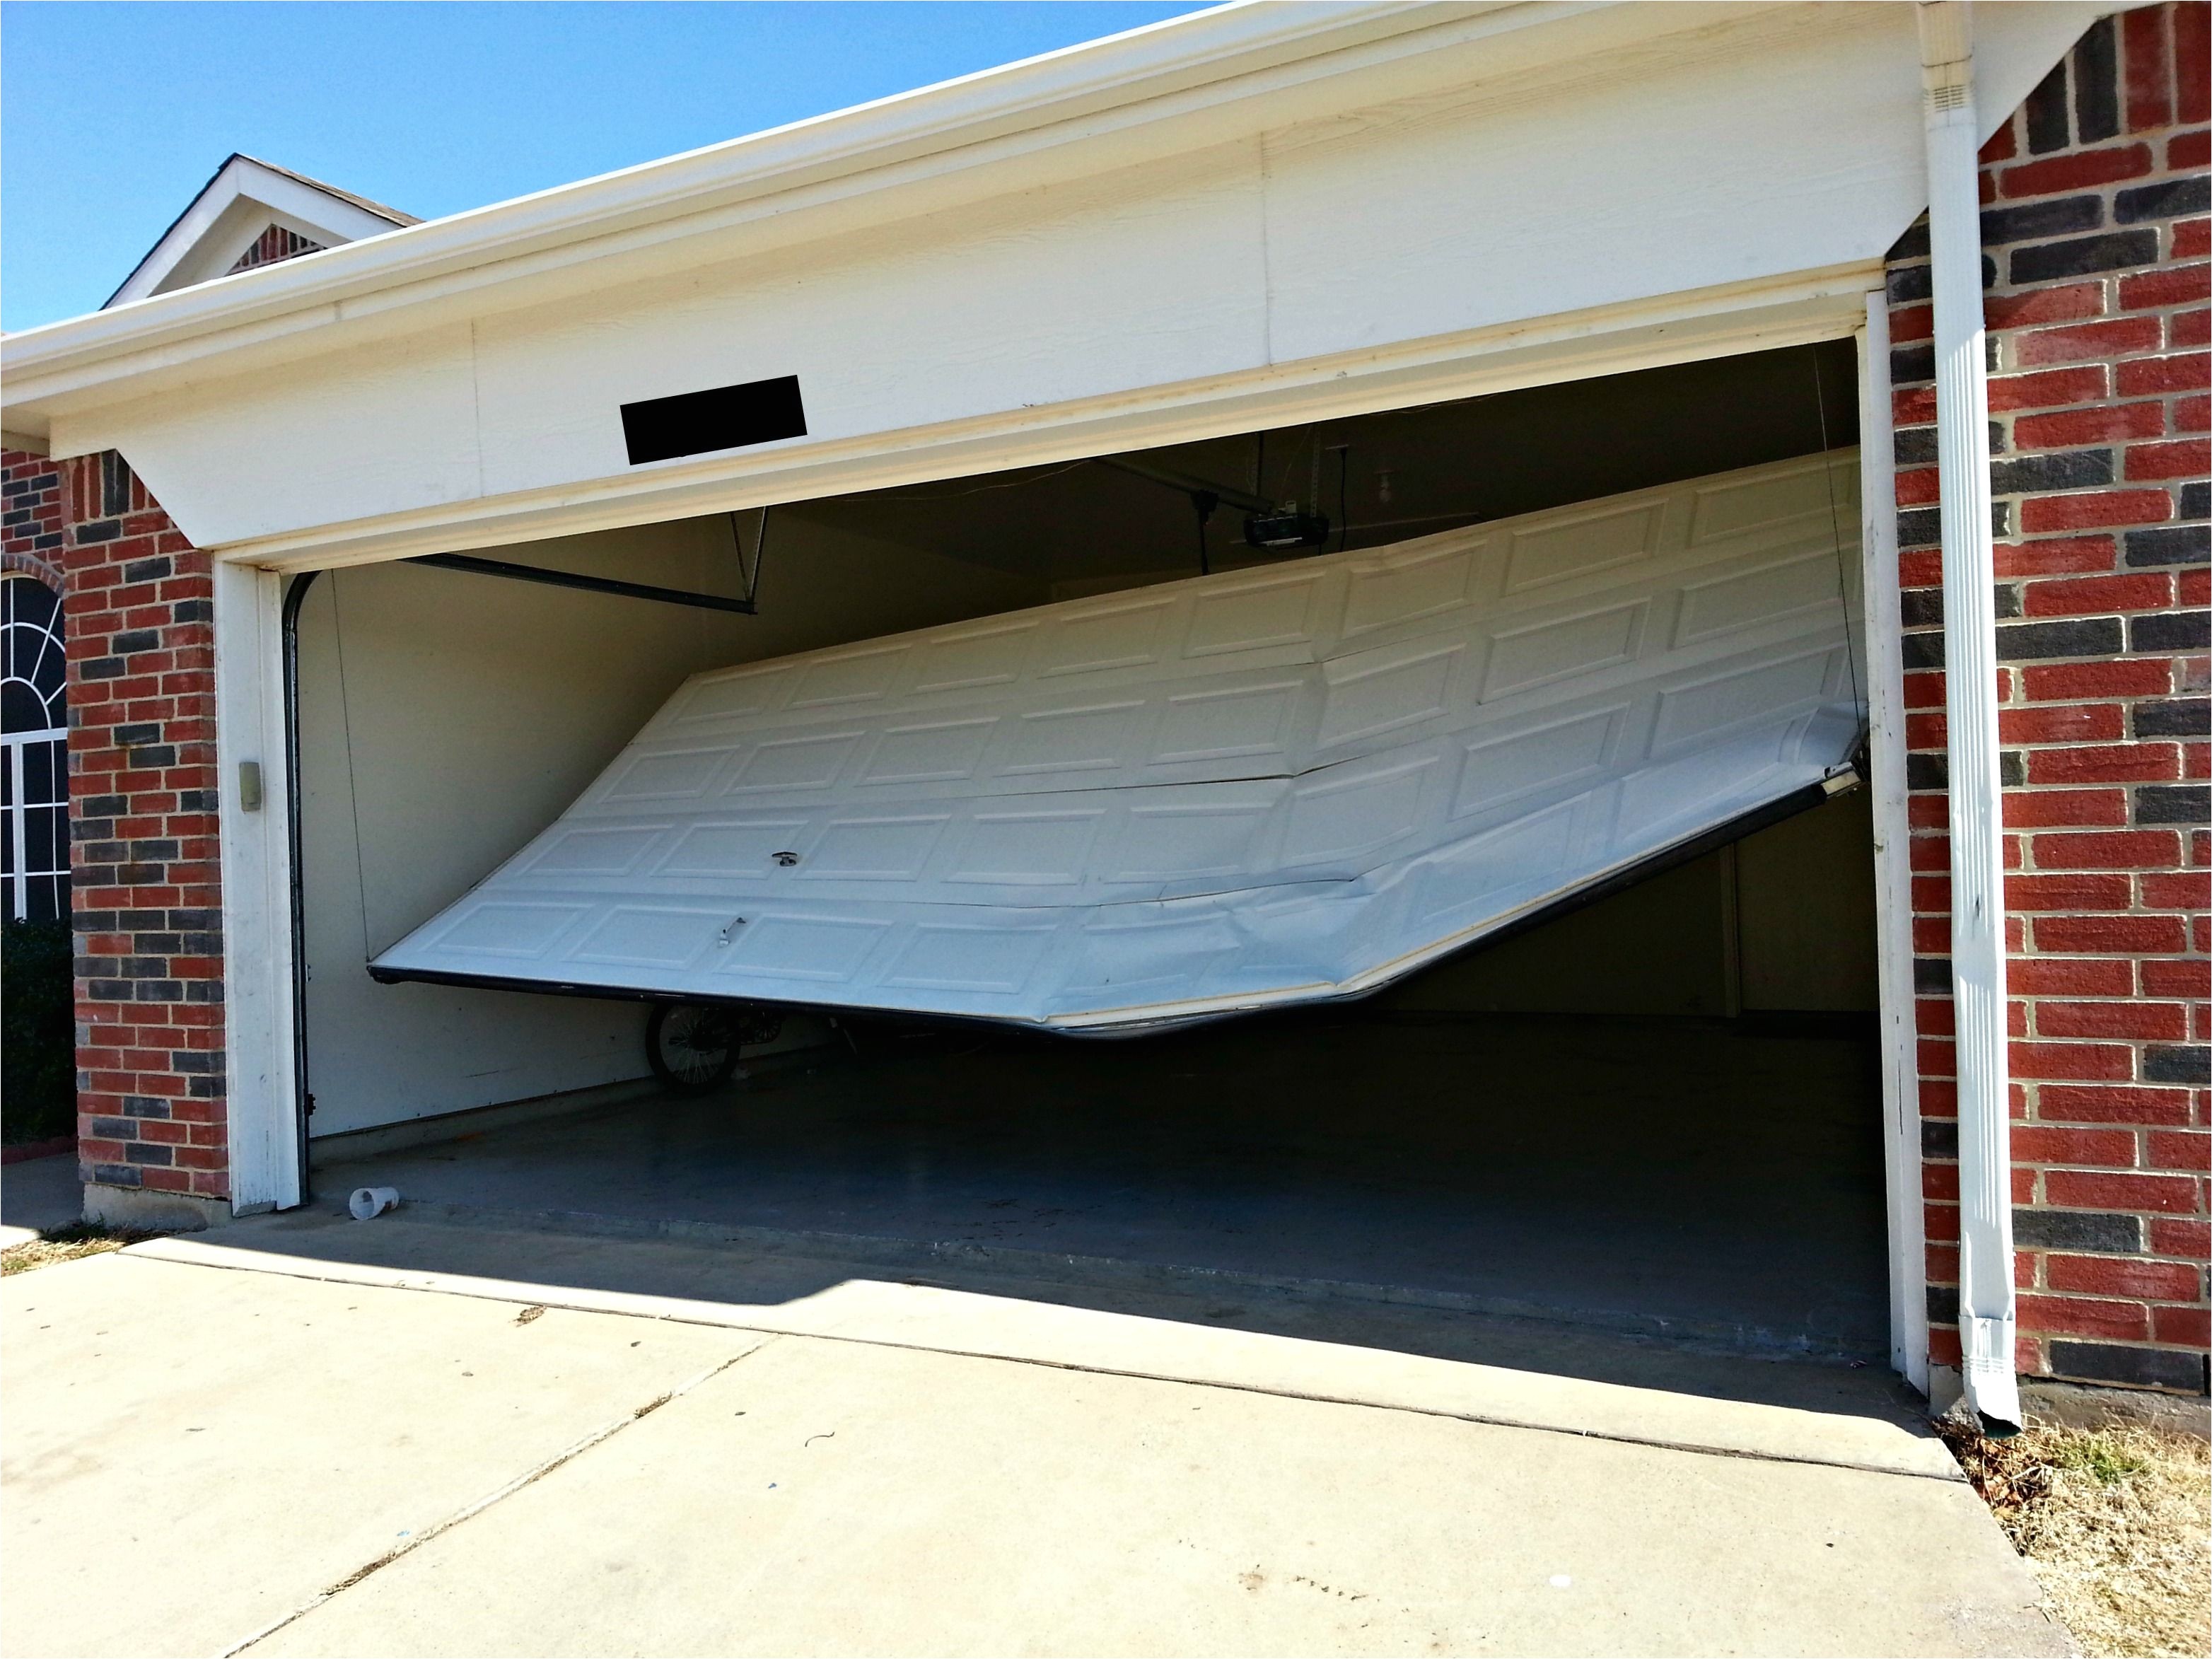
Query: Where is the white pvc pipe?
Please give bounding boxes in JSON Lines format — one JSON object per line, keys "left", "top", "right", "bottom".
{"left": 1917, "top": 0, "right": 2020, "bottom": 1432}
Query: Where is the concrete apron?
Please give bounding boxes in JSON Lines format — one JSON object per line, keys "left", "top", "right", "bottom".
{"left": 2, "top": 1221, "right": 2066, "bottom": 1659}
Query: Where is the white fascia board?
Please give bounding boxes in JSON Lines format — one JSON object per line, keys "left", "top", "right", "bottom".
{"left": 107, "top": 156, "right": 411, "bottom": 308}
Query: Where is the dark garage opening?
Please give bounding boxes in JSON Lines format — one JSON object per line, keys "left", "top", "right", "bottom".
{"left": 292, "top": 341, "right": 1890, "bottom": 1371}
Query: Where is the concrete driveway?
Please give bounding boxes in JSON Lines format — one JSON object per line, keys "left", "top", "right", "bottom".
{"left": 1, "top": 1213, "right": 2065, "bottom": 1658}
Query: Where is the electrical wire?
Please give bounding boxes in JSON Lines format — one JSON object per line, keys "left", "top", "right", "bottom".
{"left": 326, "top": 574, "right": 378, "bottom": 959}
{"left": 1810, "top": 345, "right": 1865, "bottom": 720}
{"left": 1334, "top": 446, "right": 1346, "bottom": 551}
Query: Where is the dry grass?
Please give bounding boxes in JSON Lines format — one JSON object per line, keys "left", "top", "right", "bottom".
{"left": 1940, "top": 1416, "right": 2211, "bottom": 1658}
{"left": 0, "top": 1223, "right": 150, "bottom": 1276}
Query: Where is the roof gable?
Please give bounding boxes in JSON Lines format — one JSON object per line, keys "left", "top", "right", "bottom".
{"left": 105, "top": 153, "right": 417, "bottom": 309}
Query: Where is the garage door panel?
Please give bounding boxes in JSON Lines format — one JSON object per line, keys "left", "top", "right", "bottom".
{"left": 374, "top": 453, "right": 1863, "bottom": 1029}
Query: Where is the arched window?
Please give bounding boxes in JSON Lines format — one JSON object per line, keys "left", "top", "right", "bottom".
{"left": 1, "top": 576, "right": 69, "bottom": 921}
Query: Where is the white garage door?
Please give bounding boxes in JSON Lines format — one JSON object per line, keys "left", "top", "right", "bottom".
{"left": 372, "top": 452, "right": 1864, "bottom": 1031}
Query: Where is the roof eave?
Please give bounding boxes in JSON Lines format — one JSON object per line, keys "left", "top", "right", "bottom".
{"left": 1, "top": 0, "right": 1543, "bottom": 422}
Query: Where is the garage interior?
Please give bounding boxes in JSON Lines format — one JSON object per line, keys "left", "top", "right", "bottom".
{"left": 292, "top": 339, "right": 1889, "bottom": 1363}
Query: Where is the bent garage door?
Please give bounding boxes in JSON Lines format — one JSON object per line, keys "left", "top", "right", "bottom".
{"left": 372, "top": 451, "right": 1865, "bottom": 1031}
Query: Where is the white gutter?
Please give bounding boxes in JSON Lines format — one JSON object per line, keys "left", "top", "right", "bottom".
{"left": 1916, "top": 0, "right": 2020, "bottom": 1433}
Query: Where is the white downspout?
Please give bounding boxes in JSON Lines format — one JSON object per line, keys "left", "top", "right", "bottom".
{"left": 1917, "top": 0, "right": 2020, "bottom": 1433}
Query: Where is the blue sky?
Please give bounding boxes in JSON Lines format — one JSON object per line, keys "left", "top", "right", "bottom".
{"left": 1, "top": 2, "right": 1211, "bottom": 332}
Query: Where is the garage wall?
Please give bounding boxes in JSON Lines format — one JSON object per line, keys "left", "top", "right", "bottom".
{"left": 1380, "top": 788, "right": 1878, "bottom": 1018}
{"left": 300, "top": 514, "right": 1047, "bottom": 1135}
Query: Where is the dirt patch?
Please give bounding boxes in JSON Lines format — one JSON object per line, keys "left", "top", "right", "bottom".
{"left": 1940, "top": 1416, "right": 2211, "bottom": 1658}
{"left": 1, "top": 1224, "right": 153, "bottom": 1276}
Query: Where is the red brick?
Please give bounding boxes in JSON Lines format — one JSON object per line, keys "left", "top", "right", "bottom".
{"left": 1994, "top": 535, "right": 2121, "bottom": 577}
{"left": 2177, "top": 308, "right": 2212, "bottom": 349}
{"left": 2021, "top": 660, "right": 2172, "bottom": 700}
{"left": 1996, "top": 143, "right": 2154, "bottom": 199}
{"left": 2173, "top": 129, "right": 2212, "bottom": 171}
{"left": 1989, "top": 366, "right": 2109, "bottom": 412}
{"left": 2035, "top": 1000, "right": 2191, "bottom": 1041}
{"left": 2020, "top": 573, "right": 2172, "bottom": 617}
{"left": 2015, "top": 1293, "right": 2150, "bottom": 1341}
{"left": 2179, "top": 4, "right": 2211, "bottom": 124}
{"left": 2152, "top": 1217, "right": 2211, "bottom": 1259}
{"left": 2027, "top": 744, "right": 2180, "bottom": 785}
{"left": 2014, "top": 315, "right": 2165, "bottom": 366}
{"left": 2019, "top": 489, "right": 2175, "bottom": 532}
{"left": 2149, "top": 1130, "right": 2212, "bottom": 1172}
{"left": 2029, "top": 830, "right": 2182, "bottom": 870}
{"left": 2117, "top": 352, "right": 2212, "bottom": 396}
{"left": 2119, "top": 262, "right": 2212, "bottom": 311}
{"left": 2044, "top": 1168, "right": 2203, "bottom": 1211}
{"left": 1986, "top": 283, "right": 2105, "bottom": 332}
{"left": 2032, "top": 914, "right": 2190, "bottom": 954}
{"left": 2154, "top": 1305, "right": 2211, "bottom": 1346}
{"left": 2124, "top": 438, "right": 2212, "bottom": 481}
{"left": 1896, "top": 466, "right": 1941, "bottom": 506}
{"left": 2012, "top": 1041, "right": 2138, "bottom": 1082}
{"left": 2001, "top": 788, "right": 2131, "bottom": 827}
{"left": 2011, "top": 958, "right": 2138, "bottom": 998}
{"left": 2124, "top": 4, "right": 2175, "bottom": 129}
{"left": 2007, "top": 873, "right": 2135, "bottom": 912}
{"left": 2045, "top": 1254, "right": 2200, "bottom": 1300}
{"left": 2143, "top": 871, "right": 2212, "bottom": 912}
{"left": 2012, "top": 1124, "right": 2141, "bottom": 1165}
{"left": 2141, "top": 958, "right": 2212, "bottom": 998}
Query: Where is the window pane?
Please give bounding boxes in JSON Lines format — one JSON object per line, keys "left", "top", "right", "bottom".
{"left": 27, "top": 805, "right": 63, "bottom": 877}
{"left": 27, "top": 874, "right": 64, "bottom": 924}
{"left": 23, "top": 739, "right": 64, "bottom": 805}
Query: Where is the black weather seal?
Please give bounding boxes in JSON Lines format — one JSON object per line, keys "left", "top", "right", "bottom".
{"left": 280, "top": 570, "right": 320, "bottom": 1201}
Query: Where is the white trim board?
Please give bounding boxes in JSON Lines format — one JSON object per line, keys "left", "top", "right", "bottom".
{"left": 1858, "top": 298, "right": 1928, "bottom": 1393}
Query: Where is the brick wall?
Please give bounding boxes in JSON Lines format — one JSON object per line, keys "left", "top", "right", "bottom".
{"left": 2, "top": 449, "right": 67, "bottom": 590}
{"left": 53, "top": 453, "right": 229, "bottom": 1204}
{"left": 1888, "top": 2, "right": 2210, "bottom": 1395}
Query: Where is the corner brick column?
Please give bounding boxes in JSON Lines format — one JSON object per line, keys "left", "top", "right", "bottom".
{"left": 1887, "top": 3, "right": 2210, "bottom": 1395}
{"left": 59, "top": 452, "right": 231, "bottom": 1214}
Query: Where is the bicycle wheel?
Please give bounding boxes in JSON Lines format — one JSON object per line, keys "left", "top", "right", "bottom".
{"left": 646, "top": 1001, "right": 743, "bottom": 1094}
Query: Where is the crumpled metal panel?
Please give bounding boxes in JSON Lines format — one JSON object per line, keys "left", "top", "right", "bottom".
{"left": 373, "top": 453, "right": 1863, "bottom": 1030}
